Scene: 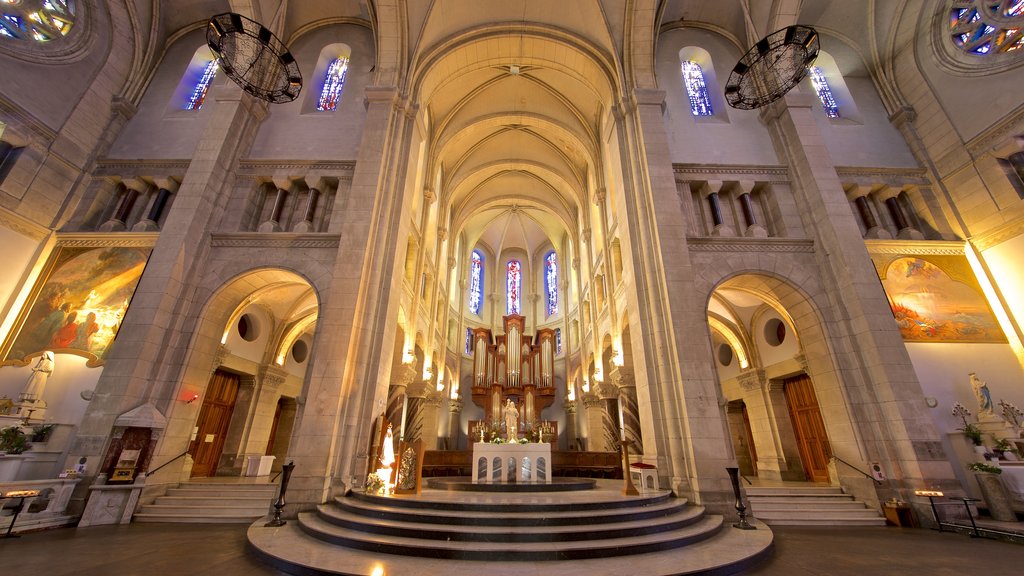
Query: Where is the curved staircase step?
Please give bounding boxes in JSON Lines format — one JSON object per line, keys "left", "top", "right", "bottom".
{"left": 250, "top": 517, "right": 773, "bottom": 576}
{"left": 297, "top": 510, "right": 725, "bottom": 560}
{"left": 316, "top": 501, "right": 707, "bottom": 542}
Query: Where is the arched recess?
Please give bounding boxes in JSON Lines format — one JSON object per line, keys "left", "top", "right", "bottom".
{"left": 155, "top": 268, "right": 320, "bottom": 480}
{"left": 706, "top": 272, "right": 858, "bottom": 485}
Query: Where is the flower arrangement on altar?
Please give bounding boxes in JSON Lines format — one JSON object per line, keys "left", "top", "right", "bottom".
{"left": 365, "top": 472, "right": 385, "bottom": 494}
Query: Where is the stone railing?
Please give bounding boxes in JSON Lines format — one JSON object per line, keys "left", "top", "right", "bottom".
{"left": 0, "top": 477, "right": 81, "bottom": 534}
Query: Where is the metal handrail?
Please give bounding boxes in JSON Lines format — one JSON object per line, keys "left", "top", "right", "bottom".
{"left": 147, "top": 451, "right": 189, "bottom": 476}
{"left": 740, "top": 474, "right": 753, "bottom": 485}
{"left": 832, "top": 455, "right": 881, "bottom": 485}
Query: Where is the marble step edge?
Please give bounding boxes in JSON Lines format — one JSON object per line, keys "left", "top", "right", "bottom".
{"left": 756, "top": 517, "right": 887, "bottom": 526}
{"left": 248, "top": 518, "right": 774, "bottom": 576}
{"left": 296, "top": 512, "right": 725, "bottom": 561}
{"left": 133, "top": 513, "right": 265, "bottom": 523}
{"left": 137, "top": 505, "right": 270, "bottom": 515}
{"left": 348, "top": 489, "right": 672, "bottom": 512}
{"left": 153, "top": 496, "right": 275, "bottom": 505}
{"left": 751, "top": 509, "right": 883, "bottom": 518}
{"left": 315, "top": 503, "right": 707, "bottom": 541}
{"left": 744, "top": 488, "right": 845, "bottom": 495}
{"left": 749, "top": 501, "right": 869, "bottom": 510}
{"left": 335, "top": 496, "right": 687, "bottom": 525}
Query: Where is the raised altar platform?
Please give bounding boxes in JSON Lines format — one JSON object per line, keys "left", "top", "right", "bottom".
{"left": 471, "top": 441, "right": 551, "bottom": 483}
{"left": 427, "top": 476, "right": 595, "bottom": 492}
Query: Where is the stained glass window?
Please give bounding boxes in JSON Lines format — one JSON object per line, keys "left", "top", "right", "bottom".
{"left": 545, "top": 251, "right": 558, "bottom": 317}
{"left": 506, "top": 260, "right": 522, "bottom": 314}
{"left": 681, "top": 61, "right": 713, "bottom": 116}
{"left": 468, "top": 250, "right": 483, "bottom": 315}
{"left": 465, "top": 328, "right": 474, "bottom": 355}
{"left": 808, "top": 66, "right": 840, "bottom": 118}
{"left": 555, "top": 328, "right": 562, "bottom": 355}
{"left": 949, "top": 1, "right": 1024, "bottom": 54}
{"left": 0, "top": 0, "right": 75, "bottom": 41}
{"left": 317, "top": 56, "right": 350, "bottom": 112}
{"left": 185, "top": 60, "right": 218, "bottom": 110}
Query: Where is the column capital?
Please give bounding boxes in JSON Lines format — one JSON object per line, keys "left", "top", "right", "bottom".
{"left": 738, "top": 368, "right": 766, "bottom": 391}
{"left": 564, "top": 399, "right": 577, "bottom": 414}
{"left": 437, "top": 227, "right": 447, "bottom": 241}
{"left": 582, "top": 392, "right": 604, "bottom": 409}
{"left": 888, "top": 105, "right": 917, "bottom": 129}
{"left": 448, "top": 396, "right": 463, "bottom": 413}
{"left": 423, "top": 188, "right": 436, "bottom": 203}
{"left": 593, "top": 187, "right": 606, "bottom": 205}
{"left": 393, "top": 363, "right": 418, "bottom": 387}
{"left": 258, "top": 364, "right": 289, "bottom": 389}
{"left": 701, "top": 180, "right": 724, "bottom": 197}
{"left": 733, "top": 180, "right": 756, "bottom": 195}
{"left": 153, "top": 177, "right": 180, "bottom": 193}
{"left": 609, "top": 365, "right": 635, "bottom": 389}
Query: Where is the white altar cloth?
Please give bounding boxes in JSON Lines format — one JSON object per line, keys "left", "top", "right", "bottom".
{"left": 998, "top": 462, "right": 1024, "bottom": 501}
{"left": 471, "top": 442, "right": 552, "bottom": 483}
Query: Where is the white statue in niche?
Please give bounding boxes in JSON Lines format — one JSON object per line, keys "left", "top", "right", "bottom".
{"left": 21, "top": 351, "right": 54, "bottom": 404}
{"left": 503, "top": 398, "right": 520, "bottom": 441}
{"left": 970, "top": 372, "right": 997, "bottom": 421}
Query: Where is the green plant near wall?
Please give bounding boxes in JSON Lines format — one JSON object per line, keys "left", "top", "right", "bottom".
{"left": 0, "top": 426, "right": 31, "bottom": 454}
{"left": 961, "top": 423, "right": 984, "bottom": 446}
{"left": 967, "top": 462, "right": 1002, "bottom": 474}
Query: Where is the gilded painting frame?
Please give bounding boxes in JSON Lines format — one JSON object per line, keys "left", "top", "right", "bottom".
{"left": 869, "top": 242, "right": 1005, "bottom": 344}
{"left": 1, "top": 235, "right": 155, "bottom": 367}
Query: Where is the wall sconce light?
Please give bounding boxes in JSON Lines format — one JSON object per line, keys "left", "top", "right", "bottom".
{"left": 185, "top": 393, "right": 200, "bottom": 404}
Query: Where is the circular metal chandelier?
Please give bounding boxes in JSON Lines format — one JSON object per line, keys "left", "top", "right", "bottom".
{"left": 206, "top": 12, "right": 302, "bottom": 104}
{"left": 724, "top": 25, "right": 821, "bottom": 110}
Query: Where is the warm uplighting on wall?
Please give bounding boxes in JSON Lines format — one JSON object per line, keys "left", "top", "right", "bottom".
{"left": 581, "top": 376, "right": 591, "bottom": 393}
{"left": 966, "top": 241, "right": 1024, "bottom": 364}
{"left": 567, "top": 381, "right": 576, "bottom": 401}
{"left": 450, "top": 380, "right": 460, "bottom": 400}
{"left": 708, "top": 317, "right": 750, "bottom": 369}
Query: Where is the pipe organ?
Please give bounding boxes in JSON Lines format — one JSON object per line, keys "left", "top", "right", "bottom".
{"left": 470, "top": 314, "right": 556, "bottom": 431}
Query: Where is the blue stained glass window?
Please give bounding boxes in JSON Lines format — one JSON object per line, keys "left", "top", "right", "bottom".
{"left": 681, "top": 61, "right": 713, "bottom": 116}
{"left": 185, "top": 60, "right": 218, "bottom": 110}
{"left": 506, "top": 260, "right": 522, "bottom": 314}
{"left": 949, "top": 2, "right": 1024, "bottom": 53}
{"left": 545, "top": 251, "right": 558, "bottom": 317}
{"left": 317, "top": 57, "right": 349, "bottom": 112}
{"left": 466, "top": 328, "right": 474, "bottom": 355}
{"left": 468, "top": 250, "right": 483, "bottom": 315}
{"left": 808, "top": 66, "right": 840, "bottom": 118}
{"left": 555, "top": 328, "right": 562, "bottom": 355}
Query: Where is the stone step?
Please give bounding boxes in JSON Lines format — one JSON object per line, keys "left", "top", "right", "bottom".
{"left": 335, "top": 494, "right": 687, "bottom": 526}
{"left": 347, "top": 489, "right": 673, "bottom": 513}
{"left": 297, "top": 510, "right": 726, "bottom": 560}
{"left": 749, "top": 500, "right": 868, "bottom": 510}
{"left": 744, "top": 487, "right": 845, "bottom": 497}
{"left": 754, "top": 516, "right": 886, "bottom": 526}
{"left": 317, "top": 501, "right": 707, "bottom": 542}
{"left": 153, "top": 496, "right": 276, "bottom": 507}
{"left": 133, "top": 512, "right": 265, "bottom": 524}
{"left": 165, "top": 487, "right": 278, "bottom": 498}
{"left": 137, "top": 504, "right": 270, "bottom": 516}
{"left": 249, "top": 517, "right": 774, "bottom": 576}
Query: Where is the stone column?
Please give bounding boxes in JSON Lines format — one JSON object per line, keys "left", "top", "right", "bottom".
{"left": 735, "top": 180, "right": 767, "bottom": 238}
{"left": 386, "top": 363, "right": 416, "bottom": 434}
{"left": 292, "top": 176, "right": 321, "bottom": 232}
{"left": 447, "top": 395, "right": 463, "bottom": 450}
{"left": 132, "top": 178, "right": 178, "bottom": 232}
{"left": 760, "top": 89, "right": 956, "bottom": 499}
{"left": 846, "top": 185, "right": 891, "bottom": 239}
{"left": 258, "top": 180, "right": 290, "bottom": 232}
{"left": 582, "top": 387, "right": 616, "bottom": 452}
{"left": 610, "top": 366, "right": 642, "bottom": 454}
{"left": 418, "top": 390, "right": 444, "bottom": 450}
{"left": 702, "top": 180, "right": 732, "bottom": 236}
{"left": 100, "top": 180, "right": 145, "bottom": 231}
{"left": 564, "top": 399, "right": 578, "bottom": 451}
{"left": 70, "top": 81, "right": 269, "bottom": 489}
{"left": 878, "top": 186, "right": 924, "bottom": 240}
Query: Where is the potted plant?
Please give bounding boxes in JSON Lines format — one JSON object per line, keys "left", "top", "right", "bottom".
{"left": 990, "top": 437, "right": 1021, "bottom": 460}
{"left": 0, "top": 425, "right": 31, "bottom": 455}
{"left": 961, "top": 423, "right": 984, "bottom": 447}
{"left": 31, "top": 423, "right": 56, "bottom": 443}
{"left": 0, "top": 426, "right": 31, "bottom": 482}
{"left": 967, "top": 462, "right": 1002, "bottom": 474}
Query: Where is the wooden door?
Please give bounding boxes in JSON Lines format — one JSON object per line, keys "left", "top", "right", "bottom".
{"left": 190, "top": 369, "right": 240, "bottom": 477}
{"left": 784, "top": 375, "right": 832, "bottom": 483}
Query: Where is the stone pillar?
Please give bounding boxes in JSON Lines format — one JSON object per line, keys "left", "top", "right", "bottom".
{"left": 386, "top": 363, "right": 416, "bottom": 434}
{"left": 610, "top": 366, "right": 642, "bottom": 454}
{"left": 292, "top": 179, "right": 320, "bottom": 233}
{"left": 258, "top": 183, "right": 289, "bottom": 232}
{"left": 585, "top": 383, "right": 614, "bottom": 450}
{"left": 100, "top": 181, "right": 144, "bottom": 231}
{"left": 564, "top": 399, "right": 578, "bottom": 451}
{"left": 69, "top": 81, "right": 269, "bottom": 491}
{"left": 132, "top": 178, "right": 178, "bottom": 231}
{"left": 447, "top": 395, "right": 463, "bottom": 450}
{"left": 418, "top": 390, "right": 444, "bottom": 450}
{"left": 879, "top": 187, "right": 924, "bottom": 240}
{"left": 760, "top": 88, "right": 956, "bottom": 499}
{"left": 702, "top": 180, "right": 733, "bottom": 236}
{"left": 735, "top": 180, "right": 767, "bottom": 238}
{"left": 846, "top": 186, "right": 892, "bottom": 239}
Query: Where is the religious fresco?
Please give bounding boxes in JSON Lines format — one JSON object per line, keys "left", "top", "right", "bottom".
{"left": 2, "top": 245, "right": 152, "bottom": 366}
{"left": 877, "top": 256, "right": 1005, "bottom": 343}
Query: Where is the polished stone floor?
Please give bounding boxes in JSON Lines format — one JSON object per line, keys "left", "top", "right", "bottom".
{"left": 1, "top": 522, "right": 1023, "bottom": 576}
